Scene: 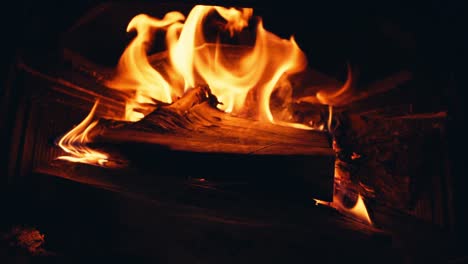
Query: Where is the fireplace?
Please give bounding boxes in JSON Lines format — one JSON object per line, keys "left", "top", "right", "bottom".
{"left": 1, "top": 0, "right": 466, "bottom": 263}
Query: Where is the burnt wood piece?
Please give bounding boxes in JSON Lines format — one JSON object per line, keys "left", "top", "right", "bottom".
{"left": 332, "top": 104, "right": 450, "bottom": 228}
{"left": 93, "top": 86, "right": 335, "bottom": 201}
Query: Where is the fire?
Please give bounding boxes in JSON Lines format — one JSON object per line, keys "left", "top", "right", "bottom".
{"left": 314, "top": 194, "right": 372, "bottom": 225}
{"left": 347, "top": 194, "right": 372, "bottom": 224}
{"left": 105, "top": 12, "right": 186, "bottom": 121}
{"left": 57, "top": 100, "right": 110, "bottom": 167}
{"left": 297, "top": 63, "right": 353, "bottom": 107}
{"left": 315, "top": 63, "right": 353, "bottom": 106}
{"left": 314, "top": 142, "right": 373, "bottom": 225}
{"left": 327, "top": 105, "right": 333, "bottom": 131}
{"left": 106, "top": 5, "right": 309, "bottom": 127}
{"left": 56, "top": 4, "right": 334, "bottom": 166}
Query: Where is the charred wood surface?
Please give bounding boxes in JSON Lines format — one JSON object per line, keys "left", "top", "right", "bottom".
{"left": 332, "top": 88, "right": 451, "bottom": 229}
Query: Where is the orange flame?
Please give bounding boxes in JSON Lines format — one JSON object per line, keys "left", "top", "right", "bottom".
{"left": 315, "top": 63, "right": 353, "bottom": 106}
{"left": 327, "top": 105, "right": 333, "bottom": 131}
{"left": 314, "top": 194, "right": 372, "bottom": 225}
{"left": 56, "top": 5, "right": 332, "bottom": 167}
{"left": 106, "top": 5, "right": 309, "bottom": 128}
{"left": 57, "top": 100, "right": 110, "bottom": 167}
{"left": 314, "top": 158, "right": 373, "bottom": 225}
{"left": 296, "top": 63, "right": 353, "bottom": 109}
{"left": 105, "top": 12, "right": 186, "bottom": 121}
{"left": 346, "top": 194, "right": 372, "bottom": 224}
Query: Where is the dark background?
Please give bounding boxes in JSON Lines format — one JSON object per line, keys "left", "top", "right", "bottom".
{"left": 1, "top": 0, "right": 466, "bottom": 251}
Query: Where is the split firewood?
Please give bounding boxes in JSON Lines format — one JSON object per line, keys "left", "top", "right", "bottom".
{"left": 90, "top": 85, "right": 335, "bottom": 201}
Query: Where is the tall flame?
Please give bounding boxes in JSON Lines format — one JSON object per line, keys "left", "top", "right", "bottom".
{"left": 106, "top": 5, "right": 308, "bottom": 126}
{"left": 57, "top": 100, "right": 110, "bottom": 167}
{"left": 105, "top": 12, "right": 186, "bottom": 121}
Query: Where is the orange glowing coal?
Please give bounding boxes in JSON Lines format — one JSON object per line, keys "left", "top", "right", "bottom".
{"left": 105, "top": 5, "right": 309, "bottom": 128}
{"left": 57, "top": 100, "right": 110, "bottom": 167}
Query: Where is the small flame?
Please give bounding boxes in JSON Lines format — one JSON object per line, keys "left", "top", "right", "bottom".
{"left": 314, "top": 194, "right": 372, "bottom": 225}
{"left": 314, "top": 148, "right": 373, "bottom": 225}
{"left": 313, "top": 198, "right": 330, "bottom": 206}
{"left": 106, "top": 5, "right": 309, "bottom": 128}
{"left": 327, "top": 105, "right": 333, "bottom": 131}
{"left": 57, "top": 100, "right": 110, "bottom": 167}
{"left": 347, "top": 194, "right": 372, "bottom": 225}
{"left": 295, "top": 63, "right": 353, "bottom": 115}
{"left": 315, "top": 63, "right": 353, "bottom": 106}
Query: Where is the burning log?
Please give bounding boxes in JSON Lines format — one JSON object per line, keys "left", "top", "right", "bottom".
{"left": 91, "top": 85, "right": 335, "bottom": 201}
{"left": 11, "top": 36, "right": 338, "bottom": 206}
{"left": 14, "top": 3, "right": 344, "bottom": 213}
{"left": 330, "top": 93, "right": 450, "bottom": 228}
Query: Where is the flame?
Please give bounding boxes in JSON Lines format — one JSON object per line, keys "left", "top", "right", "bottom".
{"left": 106, "top": 5, "right": 309, "bottom": 127}
{"left": 327, "top": 105, "right": 333, "bottom": 131}
{"left": 315, "top": 63, "right": 352, "bottom": 106}
{"left": 55, "top": 4, "right": 332, "bottom": 167}
{"left": 314, "top": 194, "right": 372, "bottom": 225}
{"left": 314, "top": 147, "right": 373, "bottom": 225}
{"left": 347, "top": 194, "right": 372, "bottom": 224}
{"left": 313, "top": 198, "right": 329, "bottom": 206}
{"left": 295, "top": 63, "right": 353, "bottom": 110}
{"left": 57, "top": 100, "right": 110, "bottom": 167}
{"left": 105, "top": 12, "right": 186, "bottom": 121}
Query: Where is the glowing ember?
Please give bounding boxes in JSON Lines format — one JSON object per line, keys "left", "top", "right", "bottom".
{"left": 106, "top": 5, "right": 310, "bottom": 128}
{"left": 57, "top": 100, "right": 110, "bottom": 167}
{"left": 351, "top": 152, "right": 361, "bottom": 160}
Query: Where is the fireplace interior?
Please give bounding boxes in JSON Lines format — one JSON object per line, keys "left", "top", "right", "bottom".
{"left": 1, "top": 0, "right": 466, "bottom": 263}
